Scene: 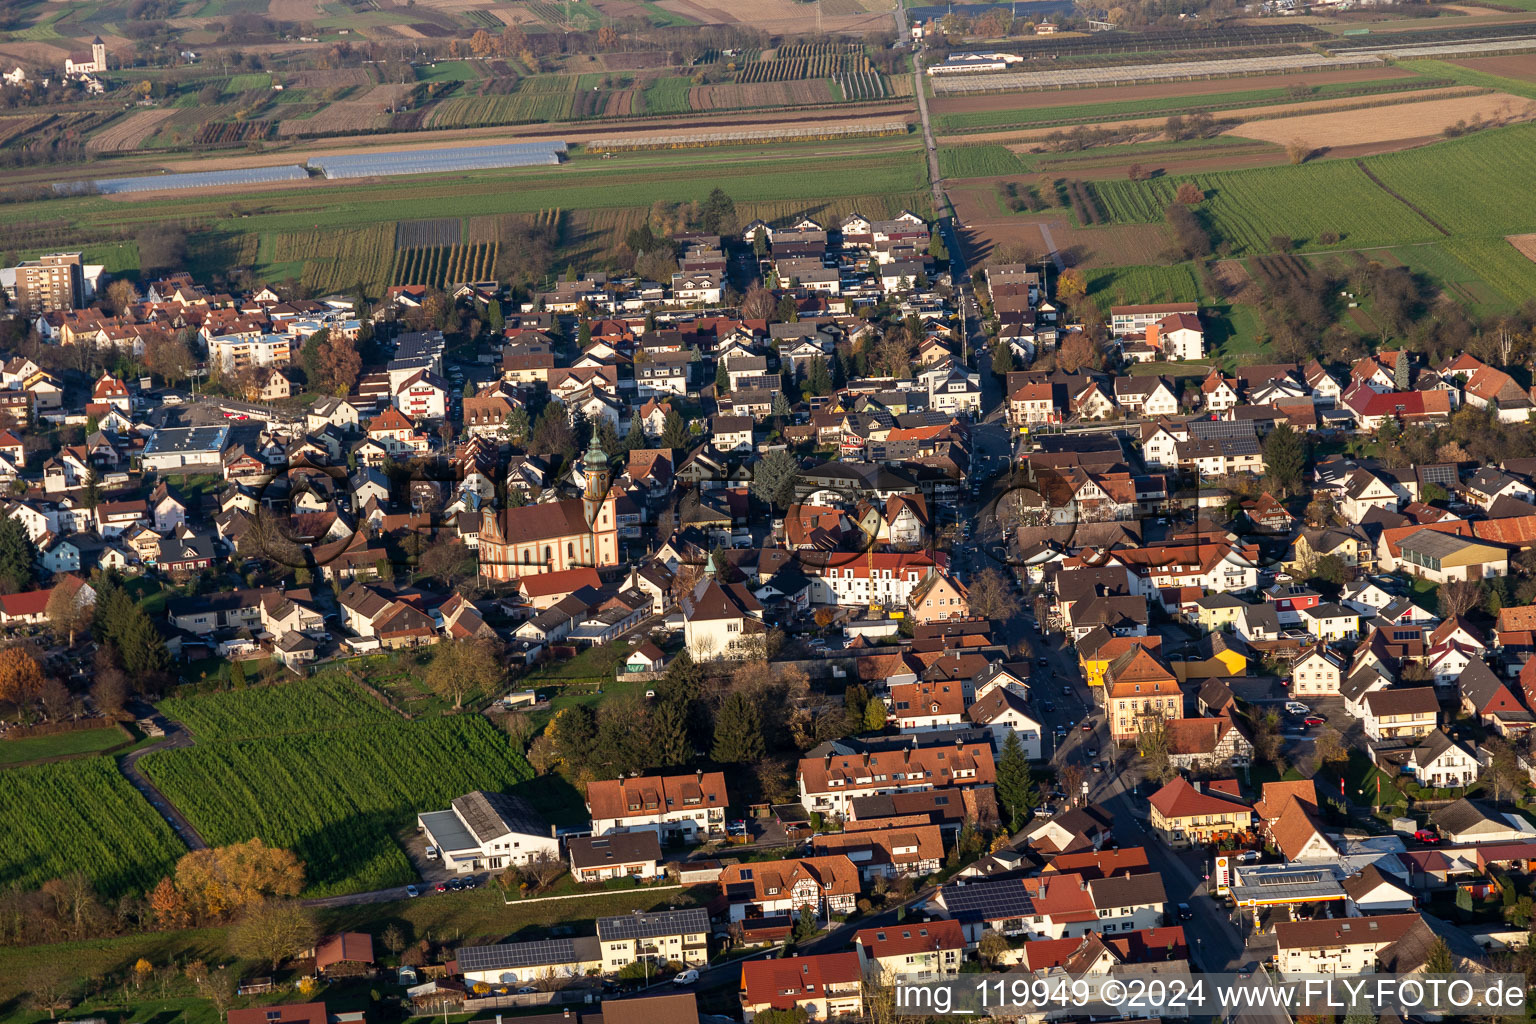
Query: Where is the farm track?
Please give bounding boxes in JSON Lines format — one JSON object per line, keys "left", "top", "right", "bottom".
{"left": 1355, "top": 159, "right": 1452, "bottom": 236}
{"left": 119, "top": 705, "right": 207, "bottom": 852}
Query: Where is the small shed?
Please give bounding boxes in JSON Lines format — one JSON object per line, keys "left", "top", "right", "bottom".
{"left": 314, "top": 932, "right": 375, "bottom": 977}
{"left": 625, "top": 642, "right": 667, "bottom": 673}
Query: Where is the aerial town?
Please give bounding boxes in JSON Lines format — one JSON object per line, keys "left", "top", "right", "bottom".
{"left": 7, "top": 0, "right": 1536, "bottom": 1021}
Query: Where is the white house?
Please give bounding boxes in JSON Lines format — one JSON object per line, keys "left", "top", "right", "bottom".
{"left": 1274, "top": 913, "right": 1423, "bottom": 977}
{"left": 415, "top": 790, "right": 558, "bottom": 873}
{"left": 1291, "top": 645, "right": 1343, "bottom": 698}
{"left": 967, "top": 686, "right": 1044, "bottom": 760}
{"left": 585, "top": 771, "right": 728, "bottom": 843}
{"left": 1342, "top": 865, "right": 1417, "bottom": 917}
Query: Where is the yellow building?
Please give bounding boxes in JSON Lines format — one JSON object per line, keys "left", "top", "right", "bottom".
{"left": 1170, "top": 631, "right": 1247, "bottom": 682}
{"left": 1077, "top": 630, "right": 1162, "bottom": 690}
{"left": 1148, "top": 776, "right": 1255, "bottom": 848}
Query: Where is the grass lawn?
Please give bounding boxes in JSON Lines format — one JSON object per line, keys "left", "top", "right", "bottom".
{"left": 415, "top": 61, "right": 480, "bottom": 83}
{"left": 0, "top": 724, "right": 132, "bottom": 767}
{"left": 318, "top": 882, "right": 717, "bottom": 945}
{"left": 1207, "top": 303, "right": 1268, "bottom": 368}
{"left": 123, "top": 575, "right": 169, "bottom": 617}
{"left": 524, "top": 642, "right": 638, "bottom": 683}
{"left": 0, "top": 928, "right": 231, "bottom": 1024}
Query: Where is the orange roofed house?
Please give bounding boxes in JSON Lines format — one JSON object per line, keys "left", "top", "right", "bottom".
{"left": 1104, "top": 645, "right": 1183, "bottom": 741}
{"left": 586, "top": 771, "right": 728, "bottom": 844}
{"left": 1148, "top": 777, "right": 1255, "bottom": 848}
{"left": 717, "top": 855, "right": 861, "bottom": 922}
{"left": 797, "top": 741, "right": 996, "bottom": 819}
{"left": 740, "top": 952, "right": 863, "bottom": 1023}
{"left": 811, "top": 824, "right": 945, "bottom": 880}
{"left": 228, "top": 1006, "right": 327, "bottom": 1024}
{"left": 1254, "top": 779, "right": 1337, "bottom": 863}
{"left": 855, "top": 919, "right": 966, "bottom": 978}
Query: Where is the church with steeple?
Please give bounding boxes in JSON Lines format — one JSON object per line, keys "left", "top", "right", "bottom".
{"left": 65, "top": 38, "right": 107, "bottom": 77}
{"left": 477, "top": 439, "right": 619, "bottom": 582}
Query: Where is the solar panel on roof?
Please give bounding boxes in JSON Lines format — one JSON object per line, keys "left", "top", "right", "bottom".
{"left": 938, "top": 881, "right": 1033, "bottom": 921}
{"left": 596, "top": 908, "right": 708, "bottom": 941}
{"left": 457, "top": 938, "right": 578, "bottom": 972}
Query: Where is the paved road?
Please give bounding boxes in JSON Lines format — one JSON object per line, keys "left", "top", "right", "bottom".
{"left": 119, "top": 702, "right": 207, "bottom": 851}
{"left": 1038, "top": 221, "right": 1066, "bottom": 273}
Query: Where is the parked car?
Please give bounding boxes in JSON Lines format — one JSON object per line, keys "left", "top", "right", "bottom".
{"left": 1303, "top": 715, "right": 1325, "bottom": 727}
{"left": 1285, "top": 701, "right": 1311, "bottom": 716}
{"left": 1040, "top": 657, "right": 1051, "bottom": 667}
{"left": 434, "top": 881, "right": 447, "bottom": 893}
{"left": 425, "top": 845, "right": 439, "bottom": 860}
{"left": 405, "top": 884, "right": 420, "bottom": 898}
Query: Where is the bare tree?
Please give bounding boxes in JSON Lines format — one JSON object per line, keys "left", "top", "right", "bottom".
{"left": 1439, "top": 579, "right": 1481, "bottom": 620}
{"left": 26, "top": 971, "right": 67, "bottom": 1020}
{"left": 522, "top": 853, "right": 565, "bottom": 893}
{"left": 966, "top": 567, "right": 1019, "bottom": 622}
{"left": 228, "top": 899, "right": 318, "bottom": 972}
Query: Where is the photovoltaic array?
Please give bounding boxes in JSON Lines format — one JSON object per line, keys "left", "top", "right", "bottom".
{"left": 54, "top": 164, "right": 310, "bottom": 195}
{"left": 307, "top": 141, "right": 567, "bottom": 179}
{"left": 457, "top": 939, "right": 581, "bottom": 972}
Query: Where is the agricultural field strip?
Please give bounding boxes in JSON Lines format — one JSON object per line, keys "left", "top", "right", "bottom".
{"left": 931, "top": 76, "right": 1460, "bottom": 132}
{"left": 1083, "top": 122, "right": 1536, "bottom": 256}
{"left": 139, "top": 710, "right": 533, "bottom": 897}
{"left": 933, "top": 53, "right": 1387, "bottom": 94}
{"left": 583, "top": 118, "right": 909, "bottom": 149}
{"left": 25, "top": 142, "right": 928, "bottom": 231}
{"left": 934, "top": 87, "right": 1491, "bottom": 149}
{"left": 931, "top": 39, "right": 1536, "bottom": 94}
{"left": 0, "top": 758, "right": 185, "bottom": 898}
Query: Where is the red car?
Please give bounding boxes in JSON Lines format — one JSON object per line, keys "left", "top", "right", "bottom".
{"left": 1414, "top": 830, "right": 1440, "bottom": 844}
{"left": 1081, "top": 721, "right": 1093, "bottom": 732}
{"left": 434, "top": 881, "right": 448, "bottom": 892}
{"left": 1303, "top": 716, "right": 1325, "bottom": 727}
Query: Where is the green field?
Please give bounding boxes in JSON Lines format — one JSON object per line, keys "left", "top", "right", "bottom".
{"left": 7, "top": 138, "right": 928, "bottom": 288}
{"left": 222, "top": 73, "right": 271, "bottom": 94}
{"left": 0, "top": 758, "right": 183, "bottom": 897}
{"left": 937, "top": 144, "right": 1027, "bottom": 178}
{"left": 1090, "top": 160, "right": 1435, "bottom": 253}
{"left": 158, "top": 675, "right": 393, "bottom": 741}
{"left": 1368, "top": 124, "right": 1536, "bottom": 237}
{"left": 1397, "top": 59, "right": 1536, "bottom": 102}
{"left": 139, "top": 714, "right": 533, "bottom": 896}
{"left": 1084, "top": 263, "right": 1205, "bottom": 308}
{"left": 415, "top": 60, "right": 482, "bottom": 83}
{"left": 0, "top": 725, "right": 131, "bottom": 766}
{"left": 642, "top": 75, "right": 692, "bottom": 115}
{"left": 1085, "top": 124, "right": 1536, "bottom": 256}
{"left": 931, "top": 75, "right": 1452, "bottom": 132}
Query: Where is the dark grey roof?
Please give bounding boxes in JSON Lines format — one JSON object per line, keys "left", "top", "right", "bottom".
{"left": 1430, "top": 797, "right": 1502, "bottom": 835}
{"left": 451, "top": 790, "right": 548, "bottom": 844}
{"left": 1088, "top": 871, "right": 1166, "bottom": 910}
{"left": 456, "top": 936, "right": 598, "bottom": 972}
{"left": 596, "top": 907, "right": 708, "bottom": 942}
{"left": 938, "top": 877, "right": 1033, "bottom": 923}
{"left": 567, "top": 832, "right": 663, "bottom": 870}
